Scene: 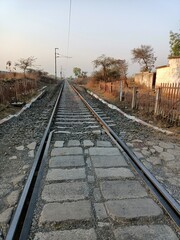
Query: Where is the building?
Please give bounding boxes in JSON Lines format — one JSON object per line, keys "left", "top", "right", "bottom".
{"left": 134, "top": 72, "right": 156, "bottom": 89}
{"left": 156, "top": 57, "right": 180, "bottom": 86}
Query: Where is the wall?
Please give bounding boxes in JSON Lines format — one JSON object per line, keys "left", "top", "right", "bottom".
{"left": 156, "top": 57, "right": 180, "bottom": 86}
{"left": 134, "top": 72, "right": 155, "bottom": 88}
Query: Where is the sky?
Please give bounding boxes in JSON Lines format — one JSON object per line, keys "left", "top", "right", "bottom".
{"left": 0, "top": 0, "right": 180, "bottom": 77}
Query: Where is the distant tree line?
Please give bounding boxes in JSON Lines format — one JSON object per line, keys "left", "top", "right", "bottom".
{"left": 73, "top": 27, "right": 180, "bottom": 81}
{"left": 5, "top": 56, "right": 48, "bottom": 79}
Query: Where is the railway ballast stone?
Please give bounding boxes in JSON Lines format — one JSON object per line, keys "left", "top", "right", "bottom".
{"left": 0, "top": 207, "right": 13, "bottom": 224}
{"left": 27, "top": 141, "right": 36, "bottom": 150}
{"left": 6, "top": 190, "right": 20, "bottom": 206}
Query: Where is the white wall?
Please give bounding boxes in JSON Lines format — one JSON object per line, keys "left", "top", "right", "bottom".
{"left": 156, "top": 57, "right": 180, "bottom": 86}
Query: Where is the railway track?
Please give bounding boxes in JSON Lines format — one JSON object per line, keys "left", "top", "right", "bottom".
{"left": 6, "top": 80, "right": 179, "bottom": 240}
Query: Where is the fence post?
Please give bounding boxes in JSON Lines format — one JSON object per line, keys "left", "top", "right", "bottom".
{"left": 154, "top": 87, "right": 161, "bottom": 115}
{"left": 131, "top": 87, "right": 138, "bottom": 109}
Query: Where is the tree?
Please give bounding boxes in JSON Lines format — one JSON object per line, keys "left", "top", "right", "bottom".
{"left": 81, "top": 71, "right": 87, "bottom": 78}
{"left": 6, "top": 61, "right": 12, "bottom": 71}
{"left": 73, "top": 67, "right": 82, "bottom": 78}
{"left": 131, "top": 45, "right": 156, "bottom": 72}
{"left": 93, "top": 54, "right": 115, "bottom": 82}
{"left": 169, "top": 31, "right": 180, "bottom": 57}
{"left": 15, "top": 56, "right": 37, "bottom": 78}
{"left": 93, "top": 54, "right": 128, "bottom": 82}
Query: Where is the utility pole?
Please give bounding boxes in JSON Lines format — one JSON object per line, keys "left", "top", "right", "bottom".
{"left": 60, "top": 66, "right": 62, "bottom": 80}
{"left": 55, "top": 48, "right": 59, "bottom": 80}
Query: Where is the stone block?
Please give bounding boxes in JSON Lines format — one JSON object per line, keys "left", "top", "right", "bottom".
{"left": 95, "top": 168, "right": 134, "bottom": 179}
{"left": 91, "top": 155, "right": 128, "bottom": 168}
{"left": 96, "top": 141, "right": 112, "bottom": 147}
{"left": 51, "top": 147, "right": 83, "bottom": 156}
{"left": 94, "top": 203, "right": 108, "bottom": 220}
{"left": 42, "top": 182, "right": 89, "bottom": 202}
{"left": 83, "top": 140, "right": 94, "bottom": 147}
{"left": 49, "top": 155, "right": 85, "bottom": 168}
{"left": 100, "top": 180, "right": 148, "bottom": 200}
{"left": 114, "top": 225, "right": 178, "bottom": 240}
{"left": 93, "top": 188, "right": 102, "bottom": 202}
{"left": 54, "top": 141, "right": 64, "bottom": 147}
{"left": 105, "top": 198, "right": 162, "bottom": 220}
{"left": 39, "top": 200, "right": 92, "bottom": 223}
{"left": 89, "top": 147, "right": 120, "bottom": 156}
{"left": 67, "top": 140, "right": 81, "bottom": 146}
{"left": 46, "top": 168, "right": 86, "bottom": 181}
{"left": 34, "top": 229, "right": 97, "bottom": 240}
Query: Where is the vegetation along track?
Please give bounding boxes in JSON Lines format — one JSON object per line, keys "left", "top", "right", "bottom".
{"left": 5, "top": 80, "right": 179, "bottom": 240}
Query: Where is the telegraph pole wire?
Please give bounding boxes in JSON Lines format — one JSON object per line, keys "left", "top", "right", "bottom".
{"left": 67, "top": 0, "right": 72, "bottom": 58}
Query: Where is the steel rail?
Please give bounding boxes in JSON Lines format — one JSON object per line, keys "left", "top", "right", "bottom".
{"left": 72, "top": 84, "right": 180, "bottom": 227}
{"left": 6, "top": 82, "right": 64, "bottom": 240}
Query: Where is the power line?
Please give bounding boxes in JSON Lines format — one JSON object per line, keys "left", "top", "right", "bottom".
{"left": 67, "top": 0, "right": 72, "bottom": 58}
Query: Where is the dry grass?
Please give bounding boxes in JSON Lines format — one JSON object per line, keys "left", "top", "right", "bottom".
{"left": 0, "top": 72, "right": 39, "bottom": 81}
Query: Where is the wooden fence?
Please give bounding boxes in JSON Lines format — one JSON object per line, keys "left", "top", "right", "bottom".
{"left": 98, "top": 81, "right": 180, "bottom": 125}
{"left": 155, "top": 83, "right": 180, "bottom": 124}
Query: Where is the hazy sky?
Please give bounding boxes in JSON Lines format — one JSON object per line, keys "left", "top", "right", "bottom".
{"left": 0, "top": 0, "right": 180, "bottom": 77}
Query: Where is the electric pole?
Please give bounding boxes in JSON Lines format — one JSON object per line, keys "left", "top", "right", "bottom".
{"left": 55, "top": 48, "right": 59, "bottom": 80}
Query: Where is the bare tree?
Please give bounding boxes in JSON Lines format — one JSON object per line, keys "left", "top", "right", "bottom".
{"left": 15, "top": 56, "right": 37, "bottom": 78}
{"left": 131, "top": 45, "right": 156, "bottom": 72}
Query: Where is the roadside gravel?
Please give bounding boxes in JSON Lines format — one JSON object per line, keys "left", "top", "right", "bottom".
{"left": 0, "top": 83, "right": 60, "bottom": 236}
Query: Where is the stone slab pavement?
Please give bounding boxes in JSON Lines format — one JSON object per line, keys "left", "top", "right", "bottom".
{"left": 32, "top": 140, "right": 178, "bottom": 240}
